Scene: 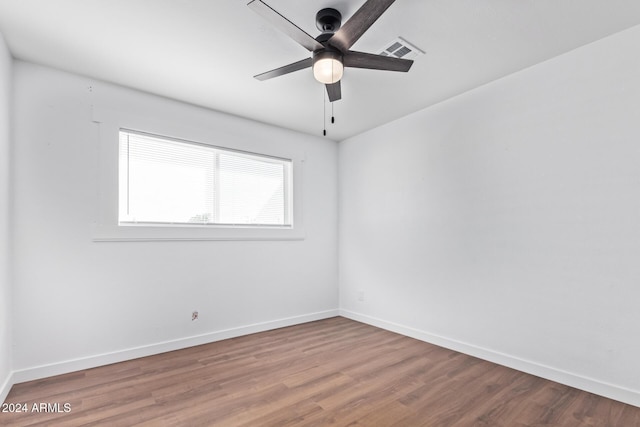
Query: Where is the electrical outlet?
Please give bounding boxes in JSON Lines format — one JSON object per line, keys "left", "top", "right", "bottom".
{"left": 357, "top": 290, "right": 365, "bottom": 302}
{"left": 192, "top": 311, "right": 199, "bottom": 321}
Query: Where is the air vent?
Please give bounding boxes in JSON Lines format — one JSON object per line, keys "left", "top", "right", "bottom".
{"left": 386, "top": 42, "right": 403, "bottom": 53}
{"left": 378, "top": 37, "right": 424, "bottom": 60}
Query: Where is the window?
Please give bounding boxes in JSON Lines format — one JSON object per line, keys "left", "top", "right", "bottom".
{"left": 118, "top": 130, "right": 293, "bottom": 227}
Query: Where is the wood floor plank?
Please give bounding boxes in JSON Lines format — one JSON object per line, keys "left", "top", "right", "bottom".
{"left": 2, "top": 317, "right": 639, "bottom": 426}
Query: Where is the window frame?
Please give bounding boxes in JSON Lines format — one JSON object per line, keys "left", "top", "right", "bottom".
{"left": 92, "top": 107, "right": 306, "bottom": 242}
{"left": 118, "top": 128, "right": 294, "bottom": 228}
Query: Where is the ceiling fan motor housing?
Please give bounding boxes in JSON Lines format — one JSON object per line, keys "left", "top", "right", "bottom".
{"left": 313, "top": 49, "right": 342, "bottom": 65}
{"left": 316, "top": 8, "right": 342, "bottom": 33}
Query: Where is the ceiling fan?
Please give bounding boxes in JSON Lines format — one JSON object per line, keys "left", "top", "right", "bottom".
{"left": 248, "top": 0, "right": 414, "bottom": 102}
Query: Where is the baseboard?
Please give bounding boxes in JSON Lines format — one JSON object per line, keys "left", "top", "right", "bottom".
{"left": 12, "top": 309, "right": 339, "bottom": 385}
{"left": 0, "top": 370, "right": 13, "bottom": 404}
{"left": 340, "top": 309, "right": 640, "bottom": 408}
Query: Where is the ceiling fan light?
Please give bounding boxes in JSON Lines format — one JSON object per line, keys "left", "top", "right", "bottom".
{"left": 313, "top": 51, "right": 343, "bottom": 84}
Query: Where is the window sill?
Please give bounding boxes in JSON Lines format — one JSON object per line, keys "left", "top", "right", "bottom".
{"left": 92, "top": 224, "right": 305, "bottom": 242}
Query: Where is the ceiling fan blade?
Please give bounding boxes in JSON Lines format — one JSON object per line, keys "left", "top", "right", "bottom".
{"left": 254, "top": 58, "right": 313, "bottom": 81}
{"left": 248, "top": 0, "right": 324, "bottom": 52}
{"left": 329, "top": 0, "right": 396, "bottom": 52}
{"left": 344, "top": 51, "right": 413, "bottom": 72}
{"left": 326, "top": 81, "right": 342, "bottom": 102}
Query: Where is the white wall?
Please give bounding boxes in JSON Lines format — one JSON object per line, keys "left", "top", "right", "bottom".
{"left": 11, "top": 61, "right": 338, "bottom": 380}
{"left": 339, "top": 25, "right": 640, "bottom": 406}
{"left": 0, "top": 32, "right": 13, "bottom": 403}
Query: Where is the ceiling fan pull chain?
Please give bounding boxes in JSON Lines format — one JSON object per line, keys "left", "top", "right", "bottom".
{"left": 332, "top": 102, "right": 335, "bottom": 124}
{"left": 323, "top": 87, "right": 327, "bottom": 136}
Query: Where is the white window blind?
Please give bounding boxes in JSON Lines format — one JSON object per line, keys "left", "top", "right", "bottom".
{"left": 119, "top": 130, "right": 292, "bottom": 227}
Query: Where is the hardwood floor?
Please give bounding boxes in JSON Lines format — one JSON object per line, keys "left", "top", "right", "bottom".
{"left": 2, "top": 317, "right": 639, "bottom": 426}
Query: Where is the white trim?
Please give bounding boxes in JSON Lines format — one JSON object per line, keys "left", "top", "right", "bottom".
{"left": 11, "top": 310, "right": 339, "bottom": 385}
{"left": 340, "top": 309, "right": 640, "bottom": 408}
{"left": 0, "top": 371, "right": 13, "bottom": 404}
{"left": 91, "top": 224, "right": 305, "bottom": 242}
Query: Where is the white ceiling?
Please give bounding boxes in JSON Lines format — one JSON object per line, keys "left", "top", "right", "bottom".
{"left": 1, "top": 0, "right": 640, "bottom": 141}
